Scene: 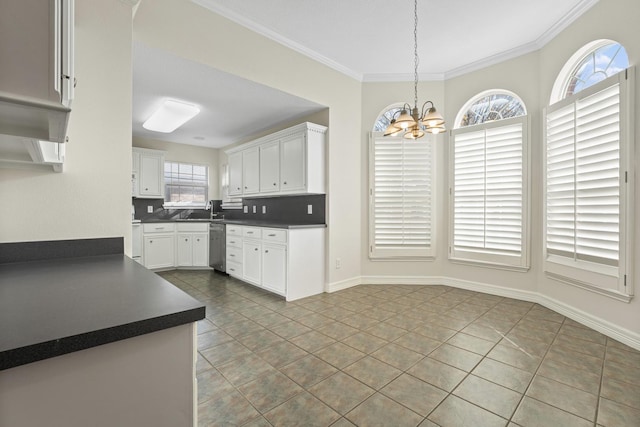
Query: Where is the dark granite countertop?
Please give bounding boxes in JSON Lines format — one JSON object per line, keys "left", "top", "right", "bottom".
{"left": 0, "top": 253, "right": 205, "bottom": 371}
{"left": 139, "top": 218, "right": 326, "bottom": 229}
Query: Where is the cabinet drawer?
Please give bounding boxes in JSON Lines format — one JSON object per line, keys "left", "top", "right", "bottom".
{"left": 262, "top": 228, "right": 287, "bottom": 243}
{"left": 226, "top": 260, "right": 243, "bottom": 278}
{"left": 176, "top": 223, "right": 208, "bottom": 232}
{"left": 143, "top": 223, "right": 175, "bottom": 233}
{"left": 226, "top": 235, "right": 243, "bottom": 248}
{"left": 226, "top": 225, "right": 243, "bottom": 236}
{"left": 226, "top": 246, "right": 242, "bottom": 263}
{"left": 243, "top": 227, "right": 262, "bottom": 239}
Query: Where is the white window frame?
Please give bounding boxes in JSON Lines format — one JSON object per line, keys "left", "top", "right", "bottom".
{"left": 543, "top": 69, "right": 634, "bottom": 302}
{"left": 369, "top": 132, "right": 436, "bottom": 260}
{"left": 449, "top": 116, "right": 530, "bottom": 271}
{"left": 163, "top": 161, "right": 209, "bottom": 208}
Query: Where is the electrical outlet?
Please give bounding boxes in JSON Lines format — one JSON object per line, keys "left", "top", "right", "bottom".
{"left": 147, "top": 206, "right": 153, "bottom": 214}
{"left": 336, "top": 258, "right": 341, "bottom": 269}
{"left": 262, "top": 206, "right": 266, "bottom": 214}
{"left": 243, "top": 205, "right": 248, "bottom": 213}
{"left": 307, "top": 204, "right": 313, "bottom": 215}
{"left": 252, "top": 206, "right": 257, "bottom": 213}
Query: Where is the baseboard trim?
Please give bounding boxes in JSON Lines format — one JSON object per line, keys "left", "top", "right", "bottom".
{"left": 326, "top": 276, "right": 362, "bottom": 293}
{"left": 354, "top": 275, "right": 640, "bottom": 351}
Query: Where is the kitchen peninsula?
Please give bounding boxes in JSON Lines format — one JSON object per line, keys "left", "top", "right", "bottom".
{"left": 0, "top": 237, "right": 204, "bottom": 427}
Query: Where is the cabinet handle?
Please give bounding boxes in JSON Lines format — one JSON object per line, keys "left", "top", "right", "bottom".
{"left": 265, "top": 250, "right": 269, "bottom": 253}
{"left": 229, "top": 268, "right": 235, "bottom": 272}
{"left": 247, "top": 231, "right": 253, "bottom": 234}
{"left": 273, "top": 182, "right": 276, "bottom": 186}
{"left": 254, "top": 248, "right": 258, "bottom": 251}
{"left": 268, "top": 234, "right": 276, "bottom": 237}
{"left": 230, "top": 240, "right": 236, "bottom": 244}
{"left": 196, "top": 239, "right": 200, "bottom": 242}
{"left": 185, "top": 238, "right": 188, "bottom": 241}
{"left": 149, "top": 240, "right": 153, "bottom": 244}
{"left": 283, "top": 181, "right": 287, "bottom": 185}
{"left": 237, "top": 187, "right": 240, "bottom": 190}
{"left": 155, "top": 227, "right": 163, "bottom": 230}
{"left": 244, "top": 186, "right": 248, "bottom": 189}
{"left": 230, "top": 254, "right": 235, "bottom": 257}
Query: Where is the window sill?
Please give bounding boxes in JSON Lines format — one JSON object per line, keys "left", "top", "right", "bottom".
{"left": 448, "top": 257, "right": 530, "bottom": 273}
{"left": 545, "top": 271, "right": 632, "bottom": 303}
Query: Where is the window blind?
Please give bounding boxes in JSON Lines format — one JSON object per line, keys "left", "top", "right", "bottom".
{"left": 451, "top": 119, "right": 525, "bottom": 265}
{"left": 546, "top": 83, "right": 620, "bottom": 266}
{"left": 370, "top": 135, "right": 433, "bottom": 258}
{"left": 164, "top": 161, "right": 208, "bottom": 206}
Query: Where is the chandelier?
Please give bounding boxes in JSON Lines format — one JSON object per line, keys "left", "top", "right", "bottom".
{"left": 384, "top": 0, "right": 445, "bottom": 139}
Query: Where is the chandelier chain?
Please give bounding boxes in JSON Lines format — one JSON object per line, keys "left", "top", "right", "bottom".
{"left": 413, "top": 0, "right": 419, "bottom": 109}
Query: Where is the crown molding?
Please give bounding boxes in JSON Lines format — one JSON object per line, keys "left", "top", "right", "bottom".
{"left": 191, "top": 0, "right": 599, "bottom": 83}
{"left": 536, "top": 0, "right": 600, "bottom": 47}
{"left": 191, "top": 0, "right": 363, "bottom": 82}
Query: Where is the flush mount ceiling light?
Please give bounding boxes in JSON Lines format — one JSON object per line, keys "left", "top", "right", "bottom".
{"left": 384, "top": 0, "right": 445, "bottom": 140}
{"left": 142, "top": 99, "right": 200, "bottom": 133}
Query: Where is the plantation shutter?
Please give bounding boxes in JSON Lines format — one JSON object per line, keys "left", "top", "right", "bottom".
{"left": 546, "top": 82, "right": 621, "bottom": 266}
{"left": 450, "top": 118, "right": 526, "bottom": 267}
{"left": 370, "top": 134, "right": 434, "bottom": 258}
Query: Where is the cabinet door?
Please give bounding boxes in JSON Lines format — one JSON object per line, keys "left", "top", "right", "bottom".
{"left": 259, "top": 141, "right": 280, "bottom": 193}
{"left": 228, "top": 151, "right": 243, "bottom": 196}
{"left": 262, "top": 244, "right": 287, "bottom": 295}
{"left": 143, "top": 235, "right": 174, "bottom": 269}
{"left": 192, "top": 233, "right": 209, "bottom": 267}
{"left": 176, "top": 234, "right": 192, "bottom": 267}
{"left": 242, "top": 240, "right": 261, "bottom": 285}
{"left": 132, "top": 151, "right": 140, "bottom": 197}
{"left": 280, "top": 133, "right": 306, "bottom": 192}
{"left": 139, "top": 153, "right": 164, "bottom": 198}
{"left": 242, "top": 147, "right": 260, "bottom": 194}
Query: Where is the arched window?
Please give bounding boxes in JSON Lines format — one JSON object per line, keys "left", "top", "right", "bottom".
{"left": 450, "top": 90, "right": 529, "bottom": 270}
{"left": 372, "top": 106, "right": 403, "bottom": 132}
{"left": 544, "top": 40, "right": 633, "bottom": 300}
{"left": 455, "top": 90, "right": 526, "bottom": 128}
{"left": 369, "top": 104, "right": 435, "bottom": 259}
{"left": 550, "top": 40, "right": 629, "bottom": 102}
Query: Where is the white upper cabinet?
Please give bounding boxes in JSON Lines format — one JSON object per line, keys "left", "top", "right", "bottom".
{"left": 259, "top": 141, "right": 280, "bottom": 193}
{"left": 228, "top": 151, "right": 243, "bottom": 196}
{"left": 0, "top": 0, "right": 74, "bottom": 143}
{"left": 280, "top": 132, "right": 306, "bottom": 193}
{"left": 133, "top": 147, "right": 165, "bottom": 199}
{"left": 224, "top": 122, "right": 326, "bottom": 197}
{"left": 0, "top": 0, "right": 74, "bottom": 172}
{"left": 242, "top": 147, "right": 260, "bottom": 195}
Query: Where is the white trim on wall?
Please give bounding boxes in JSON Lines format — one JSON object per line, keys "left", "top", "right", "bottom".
{"left": 326, "top": 275, "right": 640, "bottom": 351}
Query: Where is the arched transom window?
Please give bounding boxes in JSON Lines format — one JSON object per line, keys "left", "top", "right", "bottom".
{"left": 455, "top": 91, "right": 526, "bottom": 128}
{"left": 373, "top": 106, "right": 402, "bottom": 132}
{"left": 563, "top": 42, "right": 628, "bottom": 98}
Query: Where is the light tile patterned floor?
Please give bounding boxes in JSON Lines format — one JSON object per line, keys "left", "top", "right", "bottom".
{"left": 158, "top": 270, "right": 640, "bottom": 427}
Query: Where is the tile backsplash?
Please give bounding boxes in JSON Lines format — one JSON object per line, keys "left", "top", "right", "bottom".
{"left": 222, "top": 194, "right": 325, "bottom": 224}
{"left": 133, "top": 194, "right": 325, "bottom": 225}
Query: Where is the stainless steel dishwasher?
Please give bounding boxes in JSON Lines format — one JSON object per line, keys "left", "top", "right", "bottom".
{"left": 209, "top": 223, "right": 226, "bottom": 273}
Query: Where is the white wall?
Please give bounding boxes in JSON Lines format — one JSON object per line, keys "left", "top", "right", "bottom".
{"left": 133, "top": 0, "right": 362, "bottom": 287}
{"left": 0, "top": 0, "right": 134, "bottom": 255}
{"left": 360, "top": 0, "right": 640, "bottom": 347}
{"left": 133, "top": 136, "right": 220, "bottom": 200}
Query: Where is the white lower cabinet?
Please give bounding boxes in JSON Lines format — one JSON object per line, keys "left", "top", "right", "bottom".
{"left": 144, "top": 234, "right": 175, "bottom": 270}
{"left": 226, "top": 225, "right": 243, "bottom": 278}
{"left": 226, "top": 225, "right": 324, "bottom": 301}
{"left": 261, "top": 243, "right": 287, "bottom": 295}
{"left": 142, "top": 222, "right": 209, "bottom": 270}
{"left": 176, "top": 223, "right": 209, "bottom": 268}
{"left": 242, "top": 240, "right": 262, "bottom": 285}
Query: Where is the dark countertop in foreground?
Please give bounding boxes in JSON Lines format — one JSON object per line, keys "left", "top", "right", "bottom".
{"left": 0, "top": 254, "right": 205, "bottom": 371}
{"left": 140, "top": 218, "right": 327, "bottom": 229}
